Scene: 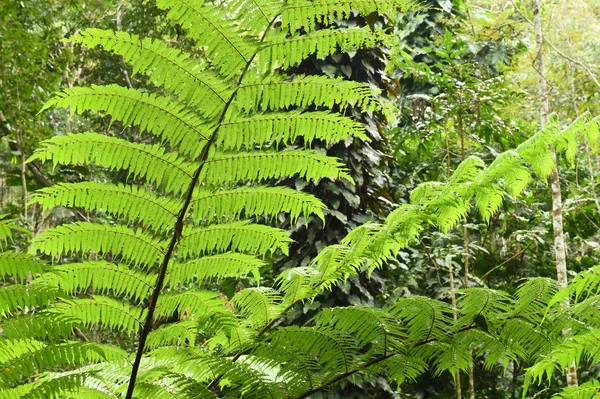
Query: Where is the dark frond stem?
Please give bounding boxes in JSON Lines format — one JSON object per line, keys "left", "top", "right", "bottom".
{"left": 124, "top": 16, "right": 278, "bottom": 399}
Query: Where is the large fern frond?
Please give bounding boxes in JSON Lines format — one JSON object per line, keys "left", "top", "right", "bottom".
{"left": 28, "top": 133, "right": 195, "bottom": 194}
{"left": 31, "top": 222, "right": 167, "bottom": 268}
{"left": 261, "top": 28, "right": 386, "bottom": 69}
{"left": 32, "top": 183, "right": 181, "bottom": 232}
{"left": 155, "top": 0, "right": 257, "bottom": 78}
{"left": 41, "top": 85, "right": 209, "bottom": 158}
{"left": 202, "top": 149, "right": 353, "bottom": 185}
{"left": 166, "top": 253, "right": 264, "bottom": 287}
{"left": 192, "top": 186, "right": 326, "bottom": 224}
{"left": 217, "top": 111, "right": 368, "bottom": 150}
{"left": 68, "top": 29, "right": 232, "bottom": 116}
{"left": 236, "top": 74, "right": 384, "bottom": 114}
{"left": 281, "top": 0, "right": 416, "bottom": 33}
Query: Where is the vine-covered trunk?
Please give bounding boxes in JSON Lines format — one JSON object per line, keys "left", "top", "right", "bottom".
{"left": 532, "top": 0, "right": 578, "bottom": 387}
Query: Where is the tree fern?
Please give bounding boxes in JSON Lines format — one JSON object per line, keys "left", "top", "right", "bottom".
{"left": 9, "top": 0, "right": 600, "bottom": 398}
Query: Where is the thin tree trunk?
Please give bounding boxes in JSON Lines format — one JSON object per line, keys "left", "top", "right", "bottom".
{"left": 532, "top": 0, "right": 578, "bottom": 386}
{"left": 459, "top": 106, "right": 476, "bottom": 399}
{"left": 446, "top": 117, "right": 462, "bottom": 399}
{"left": 449, "top": 258, "right": 462, "bottom": 399}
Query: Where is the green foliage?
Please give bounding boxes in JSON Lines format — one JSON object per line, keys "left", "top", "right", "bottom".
{"left": 5, "top": 0, "right": 600, "bottom": 397}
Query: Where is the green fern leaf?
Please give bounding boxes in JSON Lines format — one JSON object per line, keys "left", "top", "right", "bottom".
{"left": 281, "top": 0, "right": 417, "bottom": 33}
{"left": 0, "top": 340, "right": 126, "bottom": 385}
{"left": 41, "top": 85, "right": 209, "bottom": 158}
{"left": 2, "top": 313, "right": 79, "bottom": 342}
{"left": 556, "top": 380, "right": 600, "bottom": 398}
{"left": 43, "top": 261, "right": 155, "bottom": 302}
{"left": 191, "top": 186, "right": 326, "bottom": 224}
{"left": 217, "top": 111, "right": 368, "bottom": 150}
{"left": 237, "top": 74, "right": 384, "bottom": 114}
{"left": 69, "top": 28, "right": 232, "bottom": 116}
{"left": 166, "top": 252, "right": 264, "bottom": 287}
{"left": 390, "top": 296, "right": 454, "bottom": 343}
{"left": 0, "top": 285, "right": 60, "bottom": 317}
{"left": 227, "top": 0, "right": 282, "bottom": 32}
{"left": 232, "top": 287, "right": 284, "bottom": 329}
{"left": 261, "top": 28, "right": 385, "bottom": 69}
{"left": 202, "top": 149, "right": 353, "bottom": 185}
{"left": 30, "top": 222, "right": 167, "bottom": 268}
{"left": 31, "top": 182, "right": 181, "bottom": 232}
{"left": 179, "top": 221, "right": 292, "bottom": 257}
{"left": 48, "top": 296, "right": 147, "bottom": 333}
{"left": 155, "top": 290, "right": 228, "bottom": 320}
{"left": 270, "top": 326, "right": 357, "bottom": 374}
{"left": 0, "top": 252, "right": 46, "bottom": 282}
{"left": 145, "top": 320, "right": 198, "bottom": 350}
{"left": 155, "top": 0, "right": 257, "bottom": 78}
{"left": 314, "top": 306, "right": 404, "bottom": 351}
{"left": 28, "top": 133, "right": 195, "bottom": 195}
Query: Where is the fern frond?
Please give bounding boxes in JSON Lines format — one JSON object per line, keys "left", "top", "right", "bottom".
{"left": 281, "top": 0, "right": 417, "bottom": 32}
{"left": 217, "top": 111, "right": 368, "bottom": 150}
{"left": 145, "top": 320, "right": 198, "bottom": 350}
{"left": 430, "top": 339, "right": 473, "bottom": 377}
{"left": 48, "top": 296, "right": 147, "bottom": 334}
{"left": 551, "top": 265, "right": 600, "bottom": 305}
{"left": 232, "top": 287, "right": 284, "bottom": 329}
{"left": 28, "top": 133, "right": 195, "bottom": 195}
{"left": 0, "top": 252, "right": 46, "bottom": 282}
{"left": 155, "top": 290, "right": 228, "bottom": 320}
{"left": 228, "top": 0, "right": 282, "bottom": 32}
{"left": 261, "top": 28, "right": 385, "bottom": 69}
{"left": 456, "top": 288, "right": 511, "bottom": 327}
{"left": 32, "top": 183, "right": 181, "bottom": 232}
{"left": 0, "top": 284, "right": 60, "bottom": 317}
{"left": 43, "top": 261, "right": 155, "bottom": 302}
{"left": 556, "top": 380, "right": 600, "bottom": 399}
{"left": 2, "top": 369, "right": 92, "bottom": 399}
{"left": 390, "top": 297, "right": 454, "bottom": 343}
{"left": 155, "top": 0, "right": 257, "bottom": 78}
{"left": 0, "top": 216, "right": 16, "bottom": 246}
{"left": 166, "top": 253, "right": 264, "bottom": 287}
{"left": 202, "top": 149, "right": 353, "bottom": 185}
{"left": 516, "top": 119, "right": 560, "bottom": 180}
{"left": 377, "top": 353, "right": 428, "bottom": 384}
{"left": 69, "top": 29, "right": 231, "bottom": 116}
{"left": 512, "top": 278, "right": 559, "bottom": 325}
{"left": 30, "top": 222, "right": 167, "bottom": 268}
{"left": 0, "top": 340, "right": 126, "bottom": 385}
{"left": 41, "top": 85, "right": 209, "bottom": 158}
{"left": 314, "top": 306, "right": 404, "bottom": 352}
{"left": 270, "top": 326, "right": 357, "bottom": 375}
{"left": 237, "top": 74, "right": 384, "bottom": 114}
{"left": 134, "top": 374, "right": 219, "bottom": 399}
{"left": 192, "top": 186, "right": 326, "bottom": 224}
{"left": 178, "top": 221, "right": 292, "bottom": 258}
{"left": 2, "top": 313, "right": 79, "bottom": 342}
{"left": 499, "top": 319, "right": 551, "bottom": 362}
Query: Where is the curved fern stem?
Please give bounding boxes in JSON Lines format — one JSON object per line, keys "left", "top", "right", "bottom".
{"left": 124, "top": 14, "right": 279, "bottom": 399}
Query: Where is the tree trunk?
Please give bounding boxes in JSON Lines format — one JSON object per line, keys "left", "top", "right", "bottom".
{"left": 532, "top": 0, "right": 578, "bottom": 387}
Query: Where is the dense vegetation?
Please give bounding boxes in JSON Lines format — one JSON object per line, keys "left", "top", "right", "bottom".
{"left": 2, "top": 1, "right": 600, "bottom": 398}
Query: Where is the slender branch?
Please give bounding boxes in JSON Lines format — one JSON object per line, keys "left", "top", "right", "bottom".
{"left": 480, "top": 241, "right": 533, "bottom": 280}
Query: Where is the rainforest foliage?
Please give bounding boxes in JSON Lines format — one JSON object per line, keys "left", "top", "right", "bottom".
{"left": 2, "top": 1, "right": 600, "bottom": 398}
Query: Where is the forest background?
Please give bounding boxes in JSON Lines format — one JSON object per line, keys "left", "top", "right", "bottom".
{"left": 2, "top": 0, "right": 600, "bottom": 398}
